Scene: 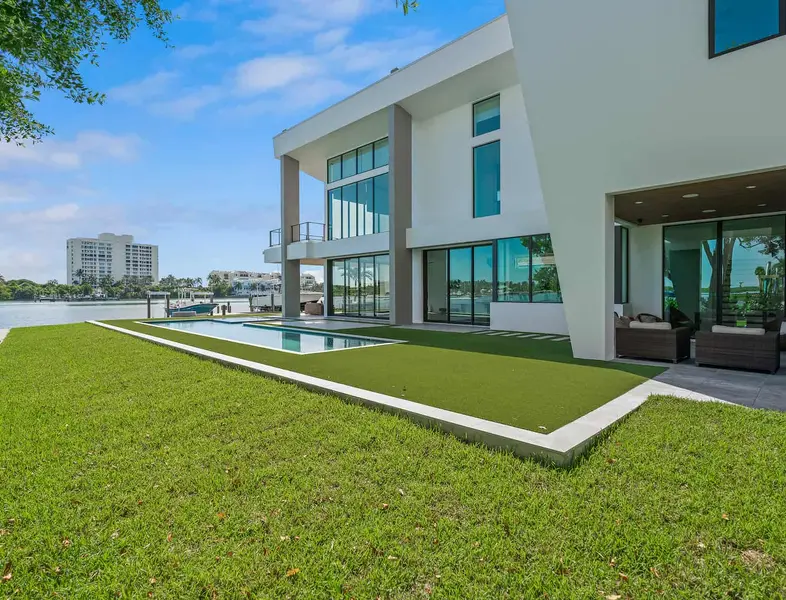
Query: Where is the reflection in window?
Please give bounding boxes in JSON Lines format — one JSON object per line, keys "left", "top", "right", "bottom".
{"left": 497, "top": 237, "right": 530, "bottom": 302}
{"left": 720, "top": 216, "right": 785, "bottom": 327}
{"left": 532, "top": 234, "right": 561, "bottom": 302}
{"left": 473, "top": 141, "right": 501, "bottom": 218}
{"left": 473, "top": 95, "right": 500, "bottom": 136}
{"left": 374, "top": 173, "right": 389, "bottom": 234}
{"left": 328, "top": 173, "right": 388, "bottom": 240}
{"left": 425, "top": 245, "right": 494, "bottom": 324}
{"left": 342, "top": 150, "right": 357, "bottom": 178}
{"left": 374, "top": 138, "right": 389, "bottom": 168}
{"left": 328, "top": 157, "right": 342, "bottom": 183}
{"left": 712, "top": 0, "right": 782, "bottom": 56}
{"left": 329, "top": 254, "right": 390, "bottom": 319}
{"left": 358, "top": 143, "right": 374, "bottom": 173}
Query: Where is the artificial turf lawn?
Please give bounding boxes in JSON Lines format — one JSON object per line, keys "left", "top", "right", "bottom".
{"left": 1, "top": 324, "right": 785, "bottom": 598}
{"left": 104, "top": 319, "right": 664, "bottom": 432}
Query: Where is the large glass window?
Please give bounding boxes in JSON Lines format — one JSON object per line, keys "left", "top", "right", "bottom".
{"left": 720, "top": 216, "right": 785, "bottom": 327}
{"left": 711, "top": 0, "right": 784, "bottom": 56}
{"left": 326, "top": 137, "right": 388, "bottom": 185}
{"left": 328, "top": 157, "right": 342, "bottom": 183}
{"left": 497, "top": 237, "right": 530, "bottom": 302}
{"left": 341, "top": 150, "right": 357, "bottom": 179}
{"left": 328, "top": 173, "right": 389, "bottom": 240}
{"left": 473, "top": 141, "right": 501, "bottom": 218}
{"left": 532, "top": 235, "right": 561, "bottom": 303}
{"left": 663, "top": 216, "right": 785, "bottom": 331}
{"left": 473, "top": 95, "right": 501, "bottom": 136}
{"left": 425, "top": 244, "right": 494, "bottom": 325}
{"left": 663, "top": 222, "right": 719, "bottom": 331}
{"left": 329, "top": 254, "right": 391, "bottom": 319}
{"left": 374, "top": 173, "right": 389, "bottom": 234}
{"left": 358, "top": 143, "right": 374, "bottom": 173}
{"left": 374, "top": 138, "right": 389, "bottom": 168}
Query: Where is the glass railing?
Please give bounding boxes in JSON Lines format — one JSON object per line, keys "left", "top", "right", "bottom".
{"left": 291, "top": 222, "right": 325, "bottom": 242}
{"left": 269, "top": 228, "right": 281, "bottom": 247}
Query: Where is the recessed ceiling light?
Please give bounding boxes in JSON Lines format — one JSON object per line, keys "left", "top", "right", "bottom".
{"left": 746, "top": 185, "right": 757, "bottom": 189}
{"left": 683, "top": 193, "right": 700, "bottom": 199}
{"left": 634, "top": 201, "right": 644, "bottom": 205}
{"left": 661, "top": 214, "right": 669, "bottom": 218}
{"left": 758, "top": 203, "right": 767, "bottom": 207}
{"left": 702, "top": 209, "right": 717, "bottom": 213}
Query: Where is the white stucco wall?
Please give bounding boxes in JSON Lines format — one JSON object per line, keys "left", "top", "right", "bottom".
{"left": 409, "top": 84, "right": 546, "bottom": 249}
{"left": 628, "top": 225, "right": 664, "bottom": 318}
{"left": 490, "top": 303, "right": 568, "bottom": 335}
{"left": 506, "top": 0, "right": 786, "bottom": 359}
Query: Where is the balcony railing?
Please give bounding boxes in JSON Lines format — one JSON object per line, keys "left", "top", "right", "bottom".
{"left": 291, "top": 222, "right": 325, "bottom": 242}
{"left": 269, "top": 228, "right": 281, "bottom": 247}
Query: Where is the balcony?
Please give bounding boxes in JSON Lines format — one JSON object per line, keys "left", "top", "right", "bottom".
{"left": 291, "top": 222, "right": 325, "bottom": 242}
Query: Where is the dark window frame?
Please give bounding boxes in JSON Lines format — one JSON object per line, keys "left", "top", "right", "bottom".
{"left": 327, "top": 253, "right": 390, "bottom": 320}
{"left": 327, "top": 172, "right": 388, "bottom": 240}
{"left": 614, "top": 225, "right": 629, "bottom": 304}
{"left": 326, "top": 137, "right": 389, "bottom": 184}
{"left": 472, "top": 94, "right": 501, "bottom": 137}
{"left": 709, "top": 0, "right": 786, "bottom": 58}
{"left": 472, "top": 140, "right": 501, "bottom": 219}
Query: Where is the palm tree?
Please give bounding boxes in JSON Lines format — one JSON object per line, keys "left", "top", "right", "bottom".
{"left": 73, "top": 268, "right": 84, "bottom": 285}
{"left": 194, "top": 276, "right": 203, "bottom": 288}
{"left": 755, "top": 266, "right": 766, "bottom": 293}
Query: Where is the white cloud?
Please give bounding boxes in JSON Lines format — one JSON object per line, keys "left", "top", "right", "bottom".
{"left": 0, "top": 183, "right": 33, "bottom": 205}
{"left": 174, "top": 43, "right": 224, "bottom": 60}
{"left": 108, "top": 71, "right": 180, "bottom": 105}
{"left": 234, "top": 56, "right": 320, "bottom": 95}
{"left": 150, "top": 85, "right": 224, "bottom": 119}
{"left": 242, "top": 0, "right": 384, "bottom": 38}
{"left": 314, "top": 27, "right": 351, "bottom": 50}
{"left": 0, "top": 131, "right": 141, "bottom": 170}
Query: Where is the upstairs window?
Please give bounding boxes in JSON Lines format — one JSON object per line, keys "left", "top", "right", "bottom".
{"left": 711, "top": 0, "right": 785, "bottom": 57}
{"left": 473, "top": 95, "right": 500, "bottom": 136}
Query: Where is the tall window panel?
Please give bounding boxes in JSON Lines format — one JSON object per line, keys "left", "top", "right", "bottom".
{"left": 425, "top": 250, "right": 449, "bottom": 322}
{"left": 711, "top": 0, "right": 784, "bottom": 56}
{"left": 374, "top": 138, "right": 389, "bottom": 168}
{"left": 327, "top": 157, "right": 342, "bottom": 184}
{"left": 614, "top": 225, "right": 629, "bottom": 304}
{"left": 358, "top": 143, "right": 374, "bottom": 173}
{"left": 473, "top": 141, "right": 501, "bottom": 218}
{"left": 424, "top": 244, "right": 494, "bottom": 325}
{"left": 343, "top": 183, "right": 358, "bottom": 238}
{"left": 473, "top": 95, "right": 500, "bottom": 136}
{"left": 531, "top": 234, "right": 561, "bottom": 302}
{"left": 341, "top": 150, "right": 357, "bottom": 178}
{"left": 357, "top": 179, "right": 373, "bottom": 236}
{"left": 374, "top": 173, "right": 389, "bottom": 233}
{"left": 328, "top": 253, "right": 391, "bottom": 319}
{"left": 328, "top": 187, "right": 342, "bottom": 240}
{"left": 496, "top": 237, "right": 531, "bottom": 302}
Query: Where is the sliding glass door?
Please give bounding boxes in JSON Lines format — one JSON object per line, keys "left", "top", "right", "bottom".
{"left": 664, "top": 215, "right": 785, "bottom": 330}
{"left": 329, "top": 254, "right": 390, "bottom": 319}
{"left": 425, "top": 244, "right": 493, "bottom": 325}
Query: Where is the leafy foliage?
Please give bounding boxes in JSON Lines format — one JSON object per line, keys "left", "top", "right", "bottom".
{"left": 0, "top": 0, "right": 173, "bottom": 143}
{"left": 396, "top": 0, "right": 419, "bottom": 14}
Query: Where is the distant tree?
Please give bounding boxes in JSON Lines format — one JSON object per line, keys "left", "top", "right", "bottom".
{"left": 73, "top": 268, "right": 84, "bottom": 285}
{"left": 1, "top": 0, "right": 173, "bottom": 143}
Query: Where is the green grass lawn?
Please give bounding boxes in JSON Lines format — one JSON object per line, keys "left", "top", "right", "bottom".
{"left": 104, "top": 319, "right": 664, "bottom": 432}
{"left": 1, "top": 324, "right": 785, "bottom": 598}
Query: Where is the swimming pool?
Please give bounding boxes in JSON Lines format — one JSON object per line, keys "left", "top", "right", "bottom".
{"left": 142, "top": 319, "right": 397, "bottom": 354}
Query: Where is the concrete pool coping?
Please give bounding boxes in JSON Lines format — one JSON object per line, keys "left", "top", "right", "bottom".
{"left": 0, "top": 329, "right": 9, "bottom": 345}
{"left": 90, "top": 320, "right": 725, "bottom": 466}
{"left": 137, "top": 320, "right": 405, "bottom": 356}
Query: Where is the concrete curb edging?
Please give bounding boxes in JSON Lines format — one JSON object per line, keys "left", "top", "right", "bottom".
{"left": 89, "top": 320, "right": 722, "bottom": 466}
{"left": 0, "top": 329, "right": 9, "bottom": 345}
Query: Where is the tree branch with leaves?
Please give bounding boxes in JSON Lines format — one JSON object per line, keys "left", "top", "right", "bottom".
{"left": 0, "top": 0, "right": 173, "bottom": 143}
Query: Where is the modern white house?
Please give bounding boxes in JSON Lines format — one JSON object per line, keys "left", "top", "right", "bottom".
{"left": 67, "top": 233, "right": 159, "bottom": 284}
{"left": 265, "top": 1, "right": 786, "bottom": 361}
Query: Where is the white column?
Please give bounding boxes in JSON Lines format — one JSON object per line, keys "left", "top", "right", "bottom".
{"left": 280, "top": 155, "right": 301, "bottom": 318}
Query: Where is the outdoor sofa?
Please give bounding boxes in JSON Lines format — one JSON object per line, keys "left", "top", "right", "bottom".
{"left": 696, "top": 326, "right": 781, "bottom": 374}
{"left": 615, "top": 313, "right": 691, "bottom": 363}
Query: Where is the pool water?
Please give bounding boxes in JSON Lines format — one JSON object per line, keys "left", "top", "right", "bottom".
{"left": 144, "top": 319, "right": 392, "bottom": 354}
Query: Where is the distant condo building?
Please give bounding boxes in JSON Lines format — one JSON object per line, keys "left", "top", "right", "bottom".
{"left": 67, "top": 233, "right": 159, "bottom": 284}
{"left": 208, "top": 270, "right": 318, "bottom": 291}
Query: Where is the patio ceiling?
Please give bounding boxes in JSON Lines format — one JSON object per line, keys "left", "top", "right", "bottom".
{"left": 615, "top": 169, "right": 786, "bottom": 226}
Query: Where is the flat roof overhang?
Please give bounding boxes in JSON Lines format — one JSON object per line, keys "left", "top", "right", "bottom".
{"left": 272, "top": 15, "right": 517, "bottom": 181}
{"left": 615, "top": 168, "right": 786, "bottom": 226}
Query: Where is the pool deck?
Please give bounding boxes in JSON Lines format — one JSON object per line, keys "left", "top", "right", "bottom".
{"left": 90, "top": 319, "right": 724, "bottom": 466}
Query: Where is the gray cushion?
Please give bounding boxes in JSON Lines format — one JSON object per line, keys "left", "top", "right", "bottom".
{"left": 711, "top": 325, "right": 765, "bottom": 336}
{"left": 630, "top": 321, "right": 672, "bottom": 330}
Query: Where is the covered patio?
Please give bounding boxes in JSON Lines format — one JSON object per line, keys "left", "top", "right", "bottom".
{"left": 614, "top": 168, "right": 786, "bottom": 376}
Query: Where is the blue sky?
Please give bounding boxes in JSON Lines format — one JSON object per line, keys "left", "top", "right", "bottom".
{"left": 0, "top": 0, "right": 504, "bottom": 284}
